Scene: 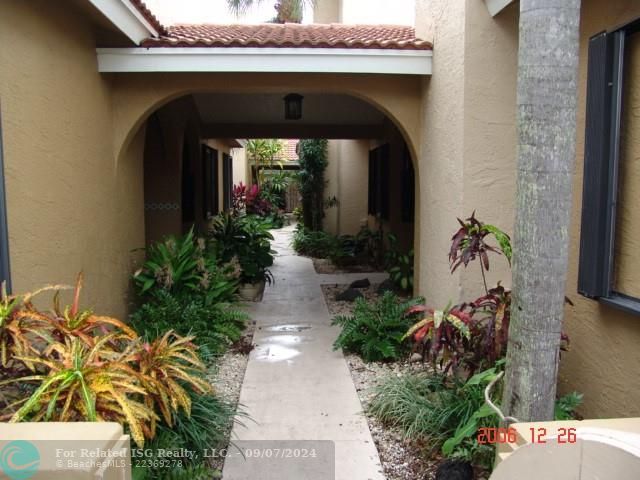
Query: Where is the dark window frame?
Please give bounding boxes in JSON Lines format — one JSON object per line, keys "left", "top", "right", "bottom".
{"left": 367, "top": 144, "right": 390, "bottom": 220}
{"left": 201, "top": 145, "right": 218, "bottom": 219}
{"left": 578, "top": 17, "right": 640, "bottom": 315}
{"left": 0, "top": 105, "right": 11, "bottom": 292}
{"left": 222, "top": 153, "right": 233, "bottom": 211}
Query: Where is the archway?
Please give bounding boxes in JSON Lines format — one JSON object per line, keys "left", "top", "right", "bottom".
{"left": 115, "top": 75, "right": 423, "bottom": 289}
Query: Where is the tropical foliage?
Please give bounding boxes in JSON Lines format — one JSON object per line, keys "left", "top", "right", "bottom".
{"left": 332, "top": 292, "right": 423, "bottom": 362}
{"left": 133, "top": 228, "right": 238, "bottom": 305}
{"left": 209, "top": 213, "right": 276, "bottom": 285}
{"left": 297, "top": 139, "right": 328, "bottom": 231}
{"left": 385, "top": 233, "right": 414, "bottom": 291}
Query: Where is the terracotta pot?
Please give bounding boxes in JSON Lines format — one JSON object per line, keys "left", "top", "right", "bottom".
{"left": 238, "top": 279, "right": 266, "bottom": 302}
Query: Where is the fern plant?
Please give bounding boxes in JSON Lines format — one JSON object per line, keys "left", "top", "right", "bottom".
{"left": 332, "top": 292, "right": 423, "bottom": 362}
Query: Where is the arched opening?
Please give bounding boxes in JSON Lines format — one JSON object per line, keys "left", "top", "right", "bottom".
{"left": 129, "top": 89, "right": 420, "bottom": 291}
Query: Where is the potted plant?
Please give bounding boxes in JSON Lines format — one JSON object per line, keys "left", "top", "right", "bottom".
{"left": 210, "top": 213, "right": 276, "bottom": 301}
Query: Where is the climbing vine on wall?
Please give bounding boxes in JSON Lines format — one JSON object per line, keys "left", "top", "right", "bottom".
{"left": 297, "top": 139, "right": 328, "bottom": 231}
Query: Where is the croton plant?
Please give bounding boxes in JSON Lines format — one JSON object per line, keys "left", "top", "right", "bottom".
{"left": 0, "top": 274, "right": 211, "bottom": 447}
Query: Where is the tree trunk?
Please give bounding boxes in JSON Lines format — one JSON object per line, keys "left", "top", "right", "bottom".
{"left": 502, "top": 0, "right": 581, "bottom": 421}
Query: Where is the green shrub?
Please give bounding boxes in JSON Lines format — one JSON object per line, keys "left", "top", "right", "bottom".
{"left": 555, "top": 391, "right": 583, "bottom": 420}
{"left": 133, "top": 228, "right": 238, "bottom": 304}
{"left": 130, "top": 292, "right": 248, "bottom": 361}
{"left": 331, "top": 292, "right": 423, "bottom": 362}
{"left": 370, "top": 363, "right": 585, "bottom": 470}
{"left": 369, "top": 367, "right": 499, "bottom": 468}
{"left": 292, "top": 225, "right": 338, "bottom": 258}
{"left": 210, "top": 213, "right": 276, "bottom": 284}
{"left": 385, "top": 233, "right": 414, "bottom": 291}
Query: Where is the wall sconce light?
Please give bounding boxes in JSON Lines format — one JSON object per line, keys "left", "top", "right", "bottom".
{"left": 284, "top": 93, "right": 303, "bottom": 120}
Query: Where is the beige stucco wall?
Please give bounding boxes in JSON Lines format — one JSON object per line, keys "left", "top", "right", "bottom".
{"left": 559, "top": 0, "right": 640, "bottom": 418}
{"left": 415, "top": 0, "right": 518, "bottom": 306}
{"left": 231, "top": 147, "right": 248, "bottom": 188}
{"left": 337, "top": 140, "right": 369, "bottom": 235}
{"left": 324, "top": 139, "right": 369, "bottom": 236}
{"left": 0, "top": 1, "right": 144, "bottom": 319}
{"left": 460, "top": 0, "right": 518, "bottom": 299}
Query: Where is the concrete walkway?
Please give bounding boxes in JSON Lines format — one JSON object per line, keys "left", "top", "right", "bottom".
{"left": 223, "top": 225, "right": 385, "bottom": 480}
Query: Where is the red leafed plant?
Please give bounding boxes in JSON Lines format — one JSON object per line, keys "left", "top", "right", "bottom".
{"left": 404, "top": 304, "right": 477, "bottom": 374}
{"left": 449, "top": 212, "right": 512, "bottom": 294}
{"left": 231, "top": 182, "right": 272, "bottom": 217}
{"left": 406, "top": 213, "right": 571, "bottom": 378}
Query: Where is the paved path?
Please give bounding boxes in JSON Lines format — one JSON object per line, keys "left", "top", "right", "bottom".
{"left": 223, "top": 225, "right": 385, "bottom": 480}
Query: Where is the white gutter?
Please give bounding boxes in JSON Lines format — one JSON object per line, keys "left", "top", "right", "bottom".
{"left": 484, "top": 0, "right": 517, "bottom": 17}
{"left": 96, "top": 47, "right": 432, "bottom": 75}
{"left": 88, "top": 0, "right": 159, "bottom": 44}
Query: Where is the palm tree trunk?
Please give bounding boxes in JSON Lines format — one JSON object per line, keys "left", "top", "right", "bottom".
{"left": 502, "top": 0, "right": 582, "bottom": 421}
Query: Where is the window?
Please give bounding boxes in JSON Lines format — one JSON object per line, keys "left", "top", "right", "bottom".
{"left": 201, "top": 145, "right": 218, "bottom": 219}
{"left": 579, "top": 17, "right": 640, "bottom": 315}
{"left": 0, "top": 106, "right": 11, "bottom": 292}
{"left": 222, "top": 153, "right": 233, "bottom": 211}
{"left": 367, "top": 143, "right": 390, "bottom": 220}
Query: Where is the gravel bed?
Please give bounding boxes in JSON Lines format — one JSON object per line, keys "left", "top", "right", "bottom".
{"left": 207, "top": 319, "right": 256, "bottom": 472}
{"left": 322, "top": 284, "right": 438, "bottom": 480}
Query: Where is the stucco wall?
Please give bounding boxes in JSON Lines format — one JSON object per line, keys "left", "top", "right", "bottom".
{"left": 415, "top": 0, "right": 467, "bottom": 306}
{"left": 324, "top": 139, "right": 368, "bottom": 236}
{"left": 0, "top": 1, "right": 144, "bottom": 318}
{"left": 337, "top": 140, "right": 369, "bottom": 235}
{"left": 460, "top": 0, "right": 518, "bottom": 299}
{"left": 414, "top": 0, "right": 518, "bottom": 306}
{"left": 559, "top": 0, "right": 640, "bottom": 418}
{"left": 231, "top": 147, "right": 248, "bottom": 188}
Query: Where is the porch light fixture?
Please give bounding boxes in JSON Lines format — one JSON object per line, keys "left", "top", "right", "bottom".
{"left": 284, "top": 93, "right": 303, "bottom": 120}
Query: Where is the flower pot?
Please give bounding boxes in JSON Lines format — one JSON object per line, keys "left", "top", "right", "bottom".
{"left": 238, "top": 279, "right": 266, "bottom": 302}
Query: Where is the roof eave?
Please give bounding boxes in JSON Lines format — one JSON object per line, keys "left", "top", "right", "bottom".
{"left": 87, "top": 0, "right": 160, "bottom": 44}
{"left": 96, "top": 47, "right": 433, "bottom": 75}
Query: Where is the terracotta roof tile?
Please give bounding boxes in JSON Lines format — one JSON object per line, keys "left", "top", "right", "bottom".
{"left": 129, "top": 0, "right": 168, "bottom": 35}
{"left": 140, "top": 23, "right": 432, "bottom": 50}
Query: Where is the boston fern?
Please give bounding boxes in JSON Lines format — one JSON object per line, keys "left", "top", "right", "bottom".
{"left": 332, "top": 292, "right": 423, "bottom": 362}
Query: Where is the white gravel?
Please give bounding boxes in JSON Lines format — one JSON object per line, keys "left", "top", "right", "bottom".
{"left": 322, "top": 284, "right": 439, "bottom": 480}
{"left": 207, "top": 319, "right": 256, "bottom": 473}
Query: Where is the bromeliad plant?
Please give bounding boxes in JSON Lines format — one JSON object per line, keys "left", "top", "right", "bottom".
{"left": 133, "top": 228, "right": 238, "bottom": 305}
